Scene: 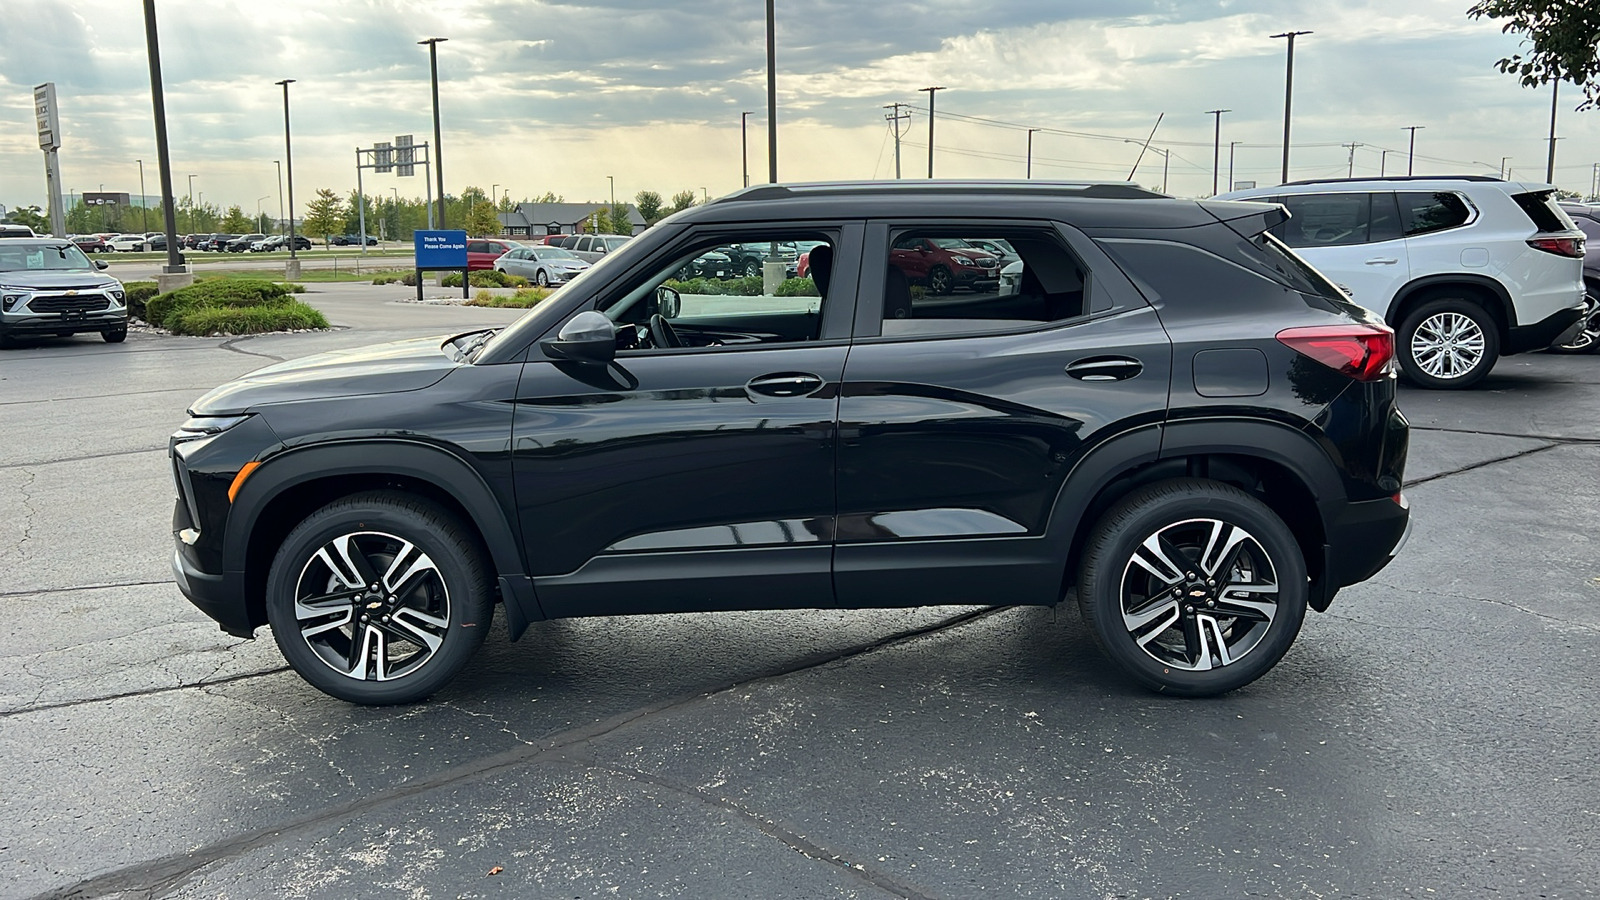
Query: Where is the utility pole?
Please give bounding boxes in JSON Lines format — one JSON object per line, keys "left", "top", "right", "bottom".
{"left": 883, "top": 103, "right": 910, "bottom": 178}
{"left": 741, "top": 111, "right": 752, "bottom": 187}
{"left": 419, "top": 38, "right": 448, "bottom": 228}
{"left": 765, "top": 0, "right": 777, "bottom": 183}
{"left": 1026, "top": 128, "right": 1041, "bottom": 179}
{"left": 1228, "top": 140, "right": 1240, "bottom": 191}
{"left": 1342, "top": 142, "right": 1363, "bottom": 177}
{"left": 136, "top": 159, "right": 148, "bottom": 232}
{"left": 1500, "top": 157, "right": 1511, "bottom": 179}
{"left": 1206, "top": 109, "right": 1230, "bottom": 195}
{"left": 1271, "top": 30, "right": 1312, "bottom": 184}
{"left": 141, "top": 0, "right": 186, "bottom": 280}
{"left": 275, "top": 79, "right": 298, "bottom": 268}
{"left": 920, "top": 86, "right": 945, "bottom": 178}
{"left": 1403, "top": 126, "right": 1423, "bottom": 176}
{"left": 1547, "top": 80, "right": 1560, "bottom": 183}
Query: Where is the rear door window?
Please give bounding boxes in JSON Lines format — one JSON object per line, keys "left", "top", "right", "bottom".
{"left": 1397, "top": 192, "right": 1473, "bottom": 236}
{"left": 1278, "top": 193, "right": 1371, "bottom": 248}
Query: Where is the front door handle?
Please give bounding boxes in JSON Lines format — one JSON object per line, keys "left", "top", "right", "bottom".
{"left": 1065, "top": 356, "right": 1143, "bottom": 382}
{"left": 747, "top": 372, "right": 825, "bottom": 397}
{"left": 1365, "top": 257, "right": 1400, "bottom": 265}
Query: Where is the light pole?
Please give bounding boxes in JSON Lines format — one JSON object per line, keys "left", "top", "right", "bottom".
{"left": 701, "top": 187, "right": 709, "bottom": 205}
{"left": 1403, "top": 125, "right": 1423, "bottom": 176}
{"left": 1206, "top": 109, "right": 1230, "bottom": 195}
{"left": 1380, "top": 149, "right": 1391, "bottom": 176}
{"left": 607, "top": 175, "right": 614, "bottom": 208}
{"left": 1500, "top": 157, "right": 1511, "bottom": 179}
{"left": 1228, "top": 140, "right": 1240, "bottom": 190}
{"left": 186, "top": 174, "right": 196, "bottom": 233}
{"left": 491, "top": 183, "right": 499, "bottom": 209}
{"left": 275, "top": 78, "right": 298, "bottom": 263}
{"left": 920, "top": 86, "right": 945, "bottom": 178}
{"left": 274, "top": 160, "right": 284, "bottom": 234}
{"left": 256, "top": 196, "right": 270, "bottom": 232}
{"left": 1026, "top": 128, "right": 1040, "bottom": 179}
{"left": 136, "top": 159, "right": 148, "bottom": 232}
{"left": 1156, "top": 148, "right": 1170, "bottom": 194}
{"left": 419, "top": 37, "right": 448, "bottom": 228}
{"left": 141, "top": 0, "right": 186, "bottom": 277}
{"left": 765, "top": 0, "right": 777, "bottom": 183}
{"left": 1271, "top": 30, "right": 1312, "bottom": 184}
{"left": 741, "top": 111, "right": 753, "bottom": 188}
{"left": 1547, "top": 80, "right": 1560, "bottom": 183}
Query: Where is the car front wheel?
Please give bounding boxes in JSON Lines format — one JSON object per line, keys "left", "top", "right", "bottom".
{"left": 1077, "top": 479, "right": 1308, "bottom": 697}
{"left": 1396, "top": 297, "right": 1499, "bottom": 389}
{"left": 927, "top": 265, "right": 953, "bottom": 295}
{"left": 264, "top": 491, "right": 493, "bottom": 705}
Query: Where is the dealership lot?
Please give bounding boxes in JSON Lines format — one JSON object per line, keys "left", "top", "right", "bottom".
{"left": 2, "top": 286, "right": 1597, "bottom": 899}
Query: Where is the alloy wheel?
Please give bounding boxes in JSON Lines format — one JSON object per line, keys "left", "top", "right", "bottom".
{"left": 293, "top": 531, "right": 451, "bottom": 682}
{"left": 1410, "top": 311, "right": 1486, "bottom": 379}
{"left": 1554, "top": 292, "right": 1600, "bottom": 352}
{"left": 1119, "top": 517, "right": 1279, "bottom": 671}
{"left": 929, "top": 267, "right": 952, "bottom": 295}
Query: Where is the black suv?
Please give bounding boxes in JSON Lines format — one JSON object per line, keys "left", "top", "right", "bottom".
{"left": 171, "top": 181, "right": 1411, "bottom": 704}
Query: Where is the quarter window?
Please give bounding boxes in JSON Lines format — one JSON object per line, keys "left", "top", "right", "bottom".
{"left": 879, "top": 229, "right": 1088, "bottom": 338}
{"left": 1398, "top": 192, "right": 1472, "bottom": 236}
{"left": 1277, "top": 193, "right": 1371, "bottom": 247}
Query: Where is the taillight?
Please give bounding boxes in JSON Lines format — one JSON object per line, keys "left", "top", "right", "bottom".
{"left": 1527, "top": 236, "right": 1585, "bottom": 258}
{"left": 1276, "top": 324, "right": 1395, "bottom": 382}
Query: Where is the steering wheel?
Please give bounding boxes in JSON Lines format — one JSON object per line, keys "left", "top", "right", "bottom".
{"left": 649, "top": 313, "right": 684, "bottom": 349}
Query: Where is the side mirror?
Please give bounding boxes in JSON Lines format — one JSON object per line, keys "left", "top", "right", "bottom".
{"left": 94, "top": 259, "right": 108, "bottom": 270}
{"left": 655, "top": 285, "right": 681, "bottom": 319}
{"left": 541, "top": 310, "right": 616, "bottom": 363}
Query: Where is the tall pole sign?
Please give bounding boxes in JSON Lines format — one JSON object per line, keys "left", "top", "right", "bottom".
{"left": 34, "top": 83, "right": 65, "bottom": 238}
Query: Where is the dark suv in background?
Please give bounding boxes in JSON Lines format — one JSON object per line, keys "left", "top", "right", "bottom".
{"left": 1555, "top": 202, "right": 1600, "bottom": 352}
{"left": 171, "top": 181, "right": 1410, "bottom": 705}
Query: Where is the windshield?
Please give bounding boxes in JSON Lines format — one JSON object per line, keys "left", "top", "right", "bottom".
{"left": 537, "top": 247, "right": 579, "bottom": 260}
{"left": 931, "top": 238, "right": 976, "bottom": 250}
{"left": 0, "top": 243, "right": 95, "bottom": 272}
{"left": 605, "top": 237, "right": 630, "bottom": 250}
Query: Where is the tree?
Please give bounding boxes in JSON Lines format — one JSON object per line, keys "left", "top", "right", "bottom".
{"left": 609, "top": 202, "right": 633, "bottom": 234}
{"left": 4, "top": 205, "right": 49, "bottom": 233}
{"left": 221, "top": 205, "right": 251, "bottom": 233}
{"left": 497, "top": 194, "right": 516, "bottom": 214}
{"left": 466, "top": 200, "right": 501, "bottom": 237}
{"left": 533, "top": 190, "right": 562, "bottom": 204}
{"left": 302, "top": 188, "right": 346, "bottom": 245}
{"left": 664, "top": 189, "right": 698, "bottom": 216}
{"left": 1469, "top": 1, "right": 1600, "bottom": 108}
{"left": 635, "top": 190, "right": 663, "bottom": 225}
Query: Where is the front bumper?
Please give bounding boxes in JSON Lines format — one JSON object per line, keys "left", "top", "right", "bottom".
{"left": 1505, "top": 300, "right": 1585, "bottom": 355}
{"left": 2, "top": 310, "right": 126, "bottom": 335}
{"left": 173, "top": 535, "right": 254, "bottom": 637}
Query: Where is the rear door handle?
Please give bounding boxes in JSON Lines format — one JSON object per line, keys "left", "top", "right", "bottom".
{"left": 1365, "top": 258, "right": 1399, "bottom": 265}
{"left": 1065, "top": 356, "right": 1143, "bottom": 382}
{"left": 747, "top": 372, "right": 825, "bottom": 397}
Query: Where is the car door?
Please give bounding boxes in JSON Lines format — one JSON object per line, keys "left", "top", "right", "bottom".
{"left": 510, "top": 221, "right": 864, "bottom": 618}
{"left": 1276, "top": 192, "right": 1410, "bottom": 318}
{"left": 834, "top": 220, "right": 1172, "bottom": 608}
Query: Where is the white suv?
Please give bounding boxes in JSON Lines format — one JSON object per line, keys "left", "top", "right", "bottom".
{"left": 1217, "top": 176, "right": 1587, "bottom": 389}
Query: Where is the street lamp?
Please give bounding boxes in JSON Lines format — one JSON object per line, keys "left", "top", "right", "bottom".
{"left": 607, "top": 175, "right": 615, "bottom": 210}
{"left": 1380, "top": 149, "right": 1391, "bottom": 176}
{"left": 275, "top": 79, "right": 298, "bottom": 262}
{"left": 1403, "top": 125, "right": 1424, "bottom": 176}
{"left": 1206, "top": 109, "right": 1230, "bottom": 195}
{"left": 141, "top": 0, "right": 186, "bottom": 276}
{"left": 274, "top": 160, "right": 284, "bottom": 234}
{"left": 1271, "top": 30, "right": 1312, "bottom": 184}
{"left": 1026, "top": 128, "right": 1040, "bottom": 179}
{"left": 419, "top": 38, "right": 448, "bottom": 229}
{"left": 491, "top": 183, "right": 499, "bottom": 209}
{"left": 765, "top": 0, "right": 777, "bottom": 183}
{"left": 919, "top": 86, "right": 945, "bottom": 178}
{"left": 701, "top": 187, "right": 709, "bottom": 205}
{"left": 136, "top": 159, "right": 148, "bottom": 232}
{"left": 1228, "top": 140, "right": 1241, "bottom": 191}
{"left": 186, "top": 174, "right": 196, "bottom": 233}
{"left": 741, "top": 111, "right": 753, "bottom": 188}
{"left": 256, "top": 195, "right": 270, "bottom": 232}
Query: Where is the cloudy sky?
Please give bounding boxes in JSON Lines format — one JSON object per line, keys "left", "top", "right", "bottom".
{"left": 2, "top": 0, "right": 1596, "bottom": 217}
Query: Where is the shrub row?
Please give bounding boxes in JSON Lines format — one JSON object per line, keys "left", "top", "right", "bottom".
{"left": 440, "top": 270, "right": 529, "bottom": 289}
{"left": 662, "top": 275, "right": 819, "bottom": 298}
{"left": 466, "top": 287, "right": 550, "bottom": 308}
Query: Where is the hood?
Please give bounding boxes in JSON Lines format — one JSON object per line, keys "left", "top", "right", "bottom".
{"left": 189, "top": 334, "right": 464, "bottom": 415}
{"left": 0, "top": 270, "right": 120, "bottom": 291}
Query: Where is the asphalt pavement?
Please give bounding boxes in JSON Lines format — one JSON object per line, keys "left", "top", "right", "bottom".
{"left": 2, "top": 287, "right": 1597, "bottom": 899}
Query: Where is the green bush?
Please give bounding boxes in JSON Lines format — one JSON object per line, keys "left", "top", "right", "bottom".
{"left": 441, "top": 272, "right": 464, "bottom": 287}
{"left": 400, "top": 271, "right": 418, "bottom": 286}
{"left": 664, "top": 275, "right": 764, "bottom": 296}
{"left": 285, "top": 282, "right": 306, "bottom": 293}
{"left": 910, "top": 285, "right": 927, "bottom": 301}
{"left": 123, "top": 281, "right": 159, "bottom": 319}
{"left": 372, "top": 275, "right": 394, "bottom": 285}
{"left": 465, "top": 287, "right": 550, "bottom": 308}
{"left": 774, "top": 277, "right": 820, "bottom": 297}
{"left": 142, "top": 278, "right": 328, "bottom": 336}
{"left": 468, "top": 270, "right": 505, "bottom": 288}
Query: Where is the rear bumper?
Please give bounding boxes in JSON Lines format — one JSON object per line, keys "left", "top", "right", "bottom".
{"left": 1505, "top": 300, "right": 1585, "bottom": 354}
{"left": 1324, "top": 492, "right": 1411, "bottom": 590}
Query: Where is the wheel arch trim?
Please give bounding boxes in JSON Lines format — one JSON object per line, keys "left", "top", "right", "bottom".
{"left": 1386, "top": 274, "right": 1516, "bottom": 334}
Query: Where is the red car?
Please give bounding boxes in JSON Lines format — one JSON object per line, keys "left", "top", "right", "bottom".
{"left": 70, "top": 235, "right": 108, "bottom": 253}
{"left": 466, "top": 238, "right": 524, "bottom": 271}
{"left": 889, "top": 236, "right": 1001, "bottom": 294}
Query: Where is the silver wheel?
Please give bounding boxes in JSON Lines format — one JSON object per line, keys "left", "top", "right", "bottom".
{"left": 1550, "top": 291, "right": 1600, "bottom": 353}
{"left": 1410, "top": 311, "right": 1486, "bottom": 380}
{"left": 1119, "top": 517, "right": 1279, "bottom": 672}
{"left": 293, "top": 531, "right": 451, "bottom": 682}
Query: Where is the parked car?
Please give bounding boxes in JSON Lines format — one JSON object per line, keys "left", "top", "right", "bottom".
{"left": 964, "top": 237, "right": 1018, "bottom": 267}
{"left": 144, "top": 233, "right": 168, "bottom": 252}
{"left": 105, "top": 234, "right": 148, "bottom": 252}
{"left": 717, "top": 241, "right": 800, "bottom": 278}
{"left": 226, "top": 234, "right": 266, "bottom": 253}
{"left": 330, "top": 234, "right": 378, "bottom": 246}
{"left": 0, "top": 224, "right": 37, "bottom": 238}
{"left": 171, "top": 180, "right": 1411, "bottom": 704}
{"left": 181, "top": 234, "right": 204, "bottom": 250}
{"left": 253, "top": 234, "right": 312, "bottom": 252}
{"left": 568, "top": 233, "right": 631, "bottom": 264}
{"left": 70, "top": 235, "right": 108, "bottom": 253}
{"left": 495, "top": 245, "right": 591, "bottom": 287}
{"left": 0, "top": 238, "right": 127, "bottom": 346}
{"left": 673, "top": 249, "right": 734, "bottom": 280}
{"left": 889, "top": 235, "right": 1002, "bottom": 294}
{"left": 997, "top": 259, "right": 1025, "bottom": 296}
{"left": 198, "top": 234, "right": 239, "bottom": 252}
{"left": 540, "top": 234, "right": 571, "bottom": 245}
{"left": 1553, "top": 202, "right": 1600, "bottom": 353}
{"left": 1218, "top": 176, "right": 1587, "bottom": 388}
{"left": 465, "top": 238, "right": 524, "bottom": 271}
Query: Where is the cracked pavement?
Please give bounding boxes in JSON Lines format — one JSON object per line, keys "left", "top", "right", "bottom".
{"left": 2, "top": 285, "right": 1598, "bottom": 899}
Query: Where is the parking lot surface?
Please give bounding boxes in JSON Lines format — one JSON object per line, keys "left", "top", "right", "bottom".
{"left": 2, "top": 286, "right": 1597, "bottom": 899}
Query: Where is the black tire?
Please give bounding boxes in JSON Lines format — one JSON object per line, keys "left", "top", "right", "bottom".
{"left": 1396, "top": 296, "right": 1499, "bottom": 389}
{"left": 927, "top": 265, "right": 953, "bottom": 295}
{"left": 1546, "top": 285, "right": 1600, "bottom": 354}
{"left": 102, "top": 327, "right": 127, "bottom": 343}
{"left": 536, "top": 269, "right": 550, "bottom": 287}
{"left": 743, "top": 259, "right": 761, "bottom": 278}
{"left": 1077, "top": 478, "right": 1308, "bottom": 697}
{"left": 264, "top": 491, "right": 493, "bottom": 705}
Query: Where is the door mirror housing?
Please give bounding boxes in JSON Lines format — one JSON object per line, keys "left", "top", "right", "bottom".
{"left": 655, "top": 285, "right": 681, "bottom": 319}
{"left": 541, "top": 310, "right": 616, "bottom": 363}
{"left": 94, "top": 259, "right": 108, "bottom": 270}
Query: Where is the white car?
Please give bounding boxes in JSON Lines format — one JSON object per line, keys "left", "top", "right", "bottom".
{"left": 1217, "top": 176, "right": 1587, "bottom": 389}
{"left": 106, "top": 234, "right": 152, "bottom": 252}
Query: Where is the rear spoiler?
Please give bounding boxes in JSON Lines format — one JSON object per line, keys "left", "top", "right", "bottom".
{"left": 1198, "top": 200, "right": 1289, "bottom": 239}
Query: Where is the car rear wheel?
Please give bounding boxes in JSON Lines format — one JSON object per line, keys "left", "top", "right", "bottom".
{"left": 927, "top": 265, "right": 953, "bottom": 295}
{"left": 536, "top": 269, "right": 550, "bottom": 287}
{"left": 1396, "top": 297, "right": 1499, "bottom": 390}
{"left": 743, "top": 259, "right": 761, "bottom": 278}
{"left": 1546, "top": 286, "right": 1600, "bottom": 354}
{"left": 264, "top": 491, "right": 493, "bottom": 705}
{"left": 1077, "top": 479, "right": 1307, "bottom": 697}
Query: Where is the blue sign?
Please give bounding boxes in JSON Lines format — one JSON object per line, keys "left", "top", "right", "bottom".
{"left": 414, "top": 229, "right": 467, "bottom": 268}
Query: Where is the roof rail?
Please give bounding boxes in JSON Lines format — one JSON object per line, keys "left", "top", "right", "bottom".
{"left": 1280, "top": 175, "right": 1506, "bottom": 187}
{"left": 716, "top": 180, "right": 1168, "bottom": 204}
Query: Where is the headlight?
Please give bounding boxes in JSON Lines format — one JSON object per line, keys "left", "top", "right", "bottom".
{"left": 109, "top": 289, "right": 126, "bottom": 306}
{"left": 951, "top": 255, "right": 974, "bottom": 266}
{"left": 177, "top": 414, "right": 252, "bottom": 436}
{"left": 1, "top": 290, "right": 24, "bottom": 311}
